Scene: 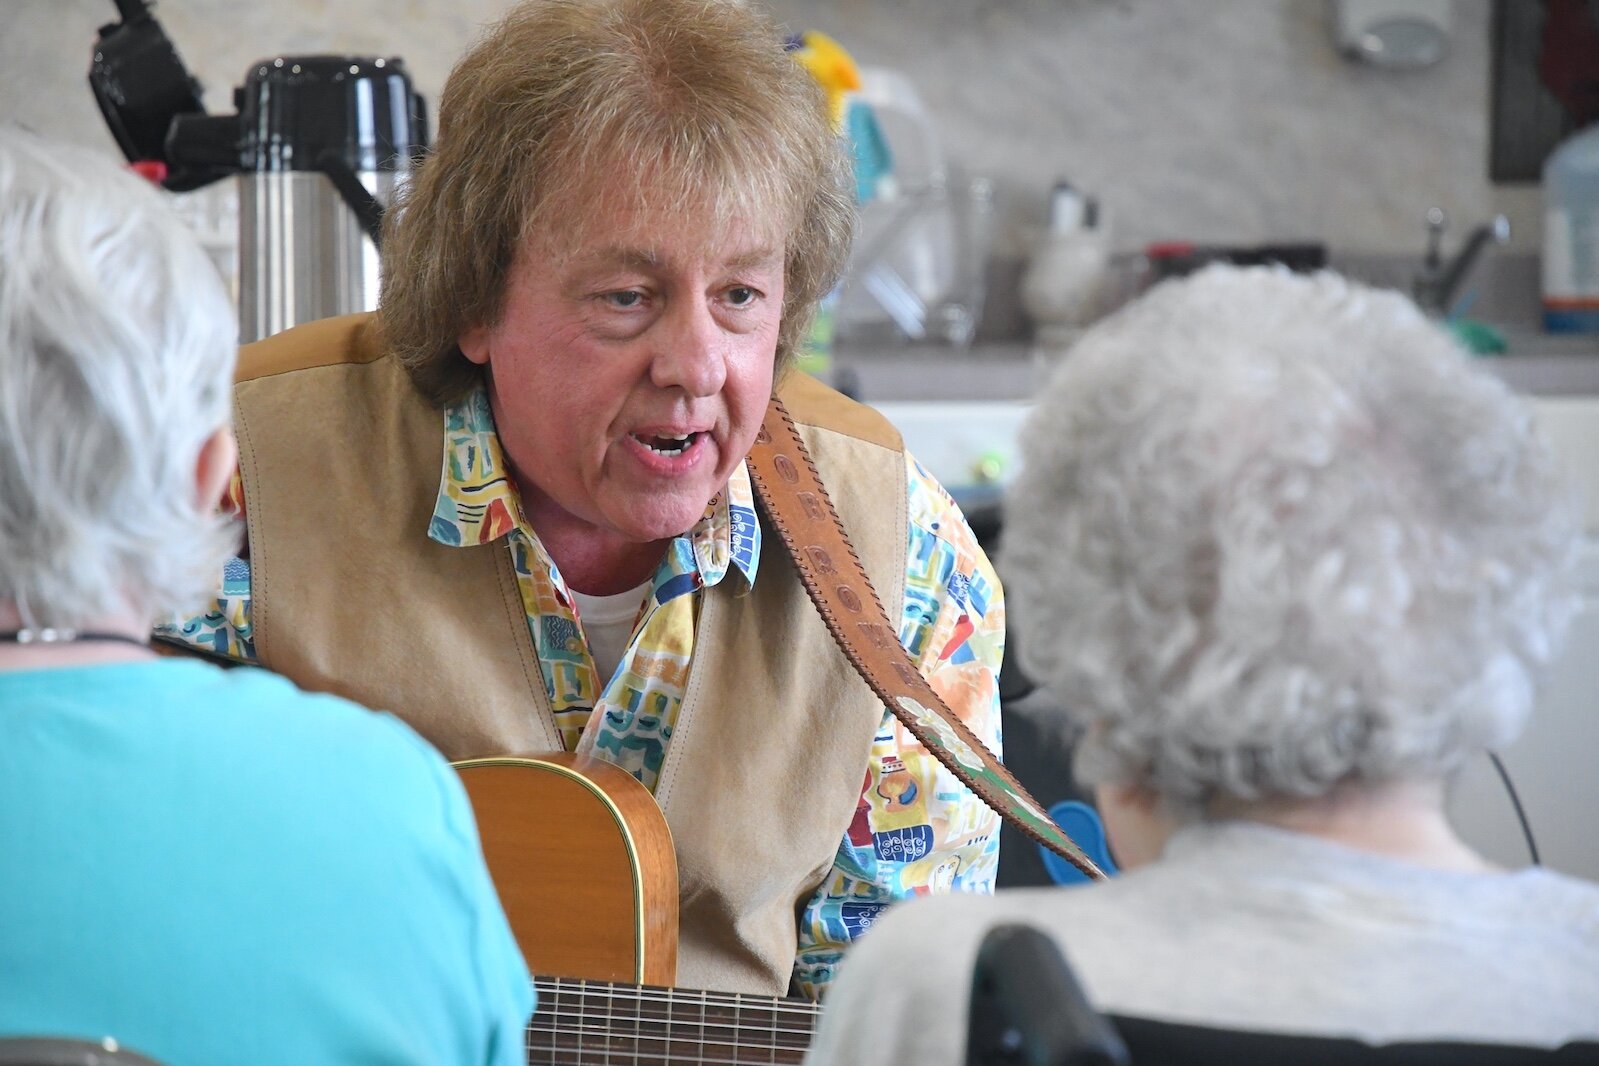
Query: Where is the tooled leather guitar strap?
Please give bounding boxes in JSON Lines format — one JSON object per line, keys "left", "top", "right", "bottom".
{"left": 746, "top": 394, "right": 1104, "bottom": 879}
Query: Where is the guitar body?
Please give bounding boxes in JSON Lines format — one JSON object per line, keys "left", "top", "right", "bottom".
{"left": 455, "top": 752, "right": 819, "bottom": 1063}
{"left": 453, "top": 752, "right": 678, "bottom": 987}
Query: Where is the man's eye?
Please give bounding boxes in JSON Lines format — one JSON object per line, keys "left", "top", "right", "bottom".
{"left": 604, "top": 290, "right": 644, "bottom": 309}
{"left": 727, "top": 286, "right": 758, "bottom": 307}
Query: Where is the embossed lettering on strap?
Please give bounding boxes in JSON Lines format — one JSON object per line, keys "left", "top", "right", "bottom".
{"left": 746, "top": 395, "right": 1103, "bottom": 878}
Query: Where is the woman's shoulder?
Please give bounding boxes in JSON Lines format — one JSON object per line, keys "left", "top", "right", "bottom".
{"left": 850, "top": 888, "right": 1085, "bottom": 975}
{"left": 810, "top": 889, "right": 1095, "bottom": 1066}
{"left": 155, "top": 662, "right": 492, "bottom": 875}
{"left": 146, "top": 660, "right": 458, "bottom": 789}
{"left": 1505, "top": 867, "right": 1599, "bottom": 928}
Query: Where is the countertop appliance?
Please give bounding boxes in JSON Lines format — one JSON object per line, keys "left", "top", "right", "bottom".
{"left": 88, "top": 0, "right": 427, "bottom": 340}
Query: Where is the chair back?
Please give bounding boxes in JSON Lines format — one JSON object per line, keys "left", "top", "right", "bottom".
{"left": 1106, "top": 1015, "right": 1599, "bottom": 1065}
{"left": 960, "top": 924, "right": 1599, "bottom": 1065}
{"left": 0, "top": 1038, "right": 162, "bottom": 1066}
{"left": 967, "top": 923, "right": 1129, "bottom": 1065}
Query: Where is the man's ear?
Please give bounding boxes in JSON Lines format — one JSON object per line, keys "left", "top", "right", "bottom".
{"left": 459, "top": 324, "right": 492, "bottom": 366}
{"left": 196, "top": 427, "right": 238, "bottom": 512}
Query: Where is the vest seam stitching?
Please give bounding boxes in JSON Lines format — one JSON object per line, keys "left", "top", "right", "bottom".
{"left": 235, "top": 396, "right": 270, "bottom": 661}
{"left": 492, "top": 540, "right": 559, "bottom": 751}
{"left": 788, "top": 423, "right": 902, "bottom": 451}
{"left": 653, "top": 588, "right": 711, "bottom": 811}
{"left": 237, "top": 314, "right": 385, "bottom": 383}
{"left": 893, "top": 451, "right": 910, "bottom": 631}
{"left": 237, "top": 350, "right": 388, "bottom": 385}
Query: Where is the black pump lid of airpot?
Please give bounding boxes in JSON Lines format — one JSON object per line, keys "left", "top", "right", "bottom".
{"left": 236, "top": 55, "right": 424, "bottom": 173}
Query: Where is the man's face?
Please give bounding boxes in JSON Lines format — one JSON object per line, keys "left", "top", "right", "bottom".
{"left": 460, "top": 199, "right": 785, "bottom": 556}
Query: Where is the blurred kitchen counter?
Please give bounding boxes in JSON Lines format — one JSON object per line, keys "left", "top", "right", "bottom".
{"left": 833, "top": 249, "right": 1599, "bottom": 401}
{"left": 829, "top": 342, "right": 1040, "bottom": 403}
{"left": 1479, "top": 329, "right": 1599, "bottom": 394}
{"left": 831, "top": 332, "right": 1599, "bottom": 403}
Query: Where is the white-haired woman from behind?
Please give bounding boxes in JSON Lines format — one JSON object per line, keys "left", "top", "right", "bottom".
{"left": 805, "top": 265, "right": 1599, "bottom": 1064}
{"left": 0, "top": 130, "right": 532, "bottom": 1064}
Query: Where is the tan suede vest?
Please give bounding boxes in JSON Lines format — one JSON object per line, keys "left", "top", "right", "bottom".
{"left": 233, "top": 313, "right": 908, "bottom": 996}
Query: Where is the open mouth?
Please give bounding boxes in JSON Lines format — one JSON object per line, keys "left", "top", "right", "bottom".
{"left": 631, "top": 431, "right": 701, "bottom": 457}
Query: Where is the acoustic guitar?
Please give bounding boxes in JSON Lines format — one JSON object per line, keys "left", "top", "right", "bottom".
{"left": 454, "top": 754, "right": 823, "bottom": 1064}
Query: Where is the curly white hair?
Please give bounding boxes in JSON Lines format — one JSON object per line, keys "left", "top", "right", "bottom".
{"left": 1002, "top": 265, "right": 1580, "bottom": 809}
{"left": 0, "top": 130, "right": 240, "bottom": 630}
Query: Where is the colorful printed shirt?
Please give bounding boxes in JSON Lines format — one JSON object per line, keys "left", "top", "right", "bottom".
{"left": 161, "top": 383, "right": 1004, "bottom": 999}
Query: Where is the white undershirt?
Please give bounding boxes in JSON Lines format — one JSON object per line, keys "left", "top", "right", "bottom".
{"left": 570, "top": 580, "right": 652, "bottom": 684}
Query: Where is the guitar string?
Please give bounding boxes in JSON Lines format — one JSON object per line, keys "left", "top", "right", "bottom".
{"left": 527, "top": 1018, "right": 796, "bottom": 1049}
{"left": 527, "top": 1060, "right": 801, "bottom": 1066}
{"left": 529, "top": 979, "right": 819, "bottom": 1063}
{"left": 526, "top": 1019, "right": 815, "bottom": 1040}
{"left": 532, "top": 984, "right": 821, "bottom": 1013}
{"left": 524, "top": 986, "right": 806, "bottom": 1064}
{"left": 528, "top": 990, "right": 817, "bottom": 1040}
{"left": 526, "top": 1012, "right": 818, "bottom": 1036}
{"left": 521, "top": 1048, "right": 799, "bottom": 1066}
{"left": 526, "top": 1053, "right": 804, "bottom": 1065}
{"left": 525, "top": 1018, "right": 814, "bottom": 1045}
{"left": 526, "top": 1019, "right": 816, "bottom": 1037}
{"left": 523, "top": 1036, "right": 812, "bottom": 1061}
{"left": 530, "top": 1007, "right": 818, "bottom": 1030}
{"left": 525, "top": 1052, "right": 804, "bottom": 1064}
{"left": 526, "top": 1060, "right": 800, "bottom": 1065}
{"left": 532, "top": 980, "right": 823, "bottom": 1019}
{"left": 523, "top": 1031, "right": 809, "bottom": 1064}
{"left": 534, "top": 990, "right": 825, "bottom": 1016}
{"left": 530, "top": 984, "right": 818, "bottom": 1010}
{"left": 522, "top": 1033, "right": 807, "bottom": 1066}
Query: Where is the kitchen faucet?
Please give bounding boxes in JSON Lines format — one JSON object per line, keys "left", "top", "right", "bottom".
{"left": 1411, "top": 207, "right": 1511, "bottom": 317}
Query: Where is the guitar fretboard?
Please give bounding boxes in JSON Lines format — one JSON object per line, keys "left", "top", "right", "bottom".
{"left": 527, "top": 976, "right": 822, "bottom": 1065}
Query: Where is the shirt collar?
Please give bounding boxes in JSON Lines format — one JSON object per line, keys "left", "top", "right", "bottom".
{"left": 428, "top": 384, "right": 760, "bottom": 593}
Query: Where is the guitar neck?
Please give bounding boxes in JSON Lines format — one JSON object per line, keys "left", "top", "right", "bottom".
{"left": 528, "top": 976, "right": 822, "bottom": 1065}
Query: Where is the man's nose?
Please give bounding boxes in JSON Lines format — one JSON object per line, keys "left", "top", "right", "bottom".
{"left": 649, "top": 298, "right": 728, "bottom": 397}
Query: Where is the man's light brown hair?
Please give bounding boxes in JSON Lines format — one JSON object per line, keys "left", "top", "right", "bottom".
{"left": 379, "top": 0, "right": 855, "bottom": 405}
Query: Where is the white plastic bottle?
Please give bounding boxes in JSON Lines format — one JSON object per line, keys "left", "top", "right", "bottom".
{"left": 1543, "top": 121, "right": 1599, "bottom": 334}
{"left": 1022, "top": 181, "right": 1110, "bottom": 353}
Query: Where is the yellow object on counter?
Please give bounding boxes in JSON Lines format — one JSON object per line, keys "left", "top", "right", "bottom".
{"left": 788, "top": 29, "right": 861, "bottom": 131}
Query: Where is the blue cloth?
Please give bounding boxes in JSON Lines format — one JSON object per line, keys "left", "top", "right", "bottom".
{"left": 1037, "top": 800, "right": 1119, "bottom": 885}
{"left": 0, "top": 660, "right": 533, "bottom": 1066}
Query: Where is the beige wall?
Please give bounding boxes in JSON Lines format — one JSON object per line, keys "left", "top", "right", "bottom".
{"left": 1, "top": 0, "right": 1533, "bottom": 258}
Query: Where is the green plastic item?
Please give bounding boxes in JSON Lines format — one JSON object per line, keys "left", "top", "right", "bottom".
{"left": 795, "top": 290, "right": 837, "bottom": 379}
{"left": 1450, "top": 317, "right": 1507, "bottom": 356}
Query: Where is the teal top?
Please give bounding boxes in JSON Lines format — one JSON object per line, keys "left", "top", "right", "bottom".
{"left": 0, "top": 659, "right": 533, "bottom": 1066}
